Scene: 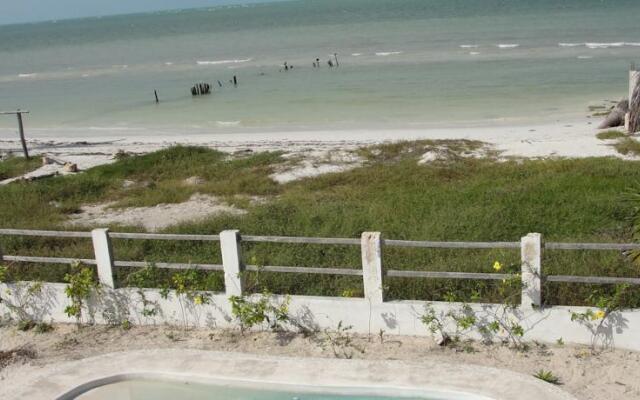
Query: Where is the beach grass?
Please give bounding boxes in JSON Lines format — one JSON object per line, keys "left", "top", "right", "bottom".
{"left": 1, "top": 143, "right": 639, "bottom": 307}
{"left": 596, "top": 130, "right": 626, "bottom": 140}
{"left": 614, "top": 137, "right": 640, "bottom": 156}
{"left": 0, "top": 155, "right": 41, "bottom": 181}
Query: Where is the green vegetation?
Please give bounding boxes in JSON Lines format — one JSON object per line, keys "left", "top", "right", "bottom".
{"left": 614, "top": 137, "right": 640, "bottom": 156}
{"left": 0, "top": 146, "right": 283, "bottom": 228}
{"left": 229, "top": 291, "right": 290, "bottom": 334}
{"left": 63, "top": 262, "right": 99, "bottom": 325}
{"left": 596, "top": 130, "right": 625, "bottom": 140}
{"left": 533, "top": 369, "right": 561, "bottom": 385}
{"left": 0, "top": 155, "right": 41, "bottom": 181}
{"left": 1, "top": 143, "right": 639, "bottom": 307}
{"left": 421, "top": 271, "right": 528, "bottom": 349}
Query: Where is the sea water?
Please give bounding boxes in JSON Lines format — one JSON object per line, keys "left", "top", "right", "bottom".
{"left": 0, "top": 0, "right": 639, "bottom": 135}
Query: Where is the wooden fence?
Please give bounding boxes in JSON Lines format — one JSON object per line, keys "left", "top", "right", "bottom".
{"left": 1, "top": 229, "right": 639, "bottom": 308}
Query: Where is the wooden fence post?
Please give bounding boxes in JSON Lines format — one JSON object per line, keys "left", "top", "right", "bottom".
{"left": 91, "top": 228, "right": 115, "bottom": 288}
{"left": 1, "top": 110, "right": 30, "bottom": 159}
{"left": 361, "top": 232, "right": 384, "bottom": 304}
{"left": 16, "top": 112, "right": 29, "bottom": 160}
{"left": 221, "top": 230, "right": 245, "bottom": 297}
{"left": 521, "top": 233, "right": 543, "bottom": 309}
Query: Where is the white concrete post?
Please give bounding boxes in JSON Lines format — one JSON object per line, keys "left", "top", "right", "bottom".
{"left": 91, "top": 228, "right": 115, "bottom": 288}
{"left": 625, "top": 113, "right": 631, "bottom": 132}
{"left": 521, "top": 233, "right": 543, "bottom": 309}
{"left": 221, "top": 230, "right": 245, "bottom": 297}
{"left": 361, "top": 232, "right": 384, "bottom": 304}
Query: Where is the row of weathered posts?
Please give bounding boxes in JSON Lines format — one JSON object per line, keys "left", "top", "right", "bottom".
{"left": 2, "top": 228, "right": 640, "bottom": 308}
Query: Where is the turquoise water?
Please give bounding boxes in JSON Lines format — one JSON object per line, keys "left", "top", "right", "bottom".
{"left": 0, "top": 0, "right": 639, "bottom": 134}
{"left": 74, "top": 380, "right": 435, "bottom": 400}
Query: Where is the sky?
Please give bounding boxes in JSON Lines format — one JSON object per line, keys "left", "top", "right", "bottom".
{"left": 0, "top": 0, "right": 282, "bottom": 25}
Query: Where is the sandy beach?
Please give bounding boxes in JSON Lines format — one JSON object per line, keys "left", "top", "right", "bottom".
{"left": 0, "top": 117, "right": 624, "bottom": 171}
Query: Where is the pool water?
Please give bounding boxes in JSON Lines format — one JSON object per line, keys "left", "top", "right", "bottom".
{"left": 74, "top": 379, "right": 435, "bottom": 400}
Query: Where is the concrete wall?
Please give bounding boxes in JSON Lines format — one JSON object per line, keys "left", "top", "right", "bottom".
{"left": 2, "top": 282, "right": 639, "bottom": 351}
{"left": 1, "top": 228, "right": 638, "bottom": 350}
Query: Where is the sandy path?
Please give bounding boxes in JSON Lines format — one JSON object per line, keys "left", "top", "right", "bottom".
{"left": 0, "top": 324, "right": 639, "bottom": 400}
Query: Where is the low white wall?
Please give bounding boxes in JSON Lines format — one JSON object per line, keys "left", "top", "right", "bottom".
{"left": 2, "top": 282, "right": 638, "bottom": 351}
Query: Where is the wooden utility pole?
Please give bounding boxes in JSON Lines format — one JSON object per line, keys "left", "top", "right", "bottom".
{"left": 0, "top": 110, "right": 30, "bottom": 159}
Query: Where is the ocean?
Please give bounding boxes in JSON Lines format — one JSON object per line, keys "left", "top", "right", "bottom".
{"left": 0, "top": 0, "right": 639, "bottom": 136}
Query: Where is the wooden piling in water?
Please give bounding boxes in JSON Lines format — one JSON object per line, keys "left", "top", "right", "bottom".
{"left": 154, "top": 90, "right": 159, "bottom": 103}
{"left": 191, "top": 82, "right": 211, "bottom": 96}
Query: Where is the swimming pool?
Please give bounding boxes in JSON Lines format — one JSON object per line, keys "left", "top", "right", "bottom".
{"left": 3, "top": 350, "right": 577, "bottom": 400}
{"left": 73, "top": 378, "right": 445, "bottom": 400}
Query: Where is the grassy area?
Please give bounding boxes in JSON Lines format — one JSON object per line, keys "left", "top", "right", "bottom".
{"left": 0, "top": 146, "right": 284, "bottom": 227}
{"left": 613, "top": 137, "right": 640, "bottom": 156}
{"left": 1, "top": 143, "right": 639, "bottom": 307}
{"left": 596, "top": 130, "right": 626, "bottom": 140}
{"left": 0, "top": 155, "right": 41, "bottom": 181}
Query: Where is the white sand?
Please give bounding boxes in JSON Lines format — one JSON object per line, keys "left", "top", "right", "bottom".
{"left": 67, "top": 194, "right": 246, "bottom": 231}
{"left": 270, "top": 149, "right": 363, "bottom": 184}
{"left": 0, "top": 118, "right": 625, "bottom": 167}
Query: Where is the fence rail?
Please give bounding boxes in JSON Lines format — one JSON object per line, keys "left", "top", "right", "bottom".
{"left": 1, "top": 229, "right": 640, "bottom": 308}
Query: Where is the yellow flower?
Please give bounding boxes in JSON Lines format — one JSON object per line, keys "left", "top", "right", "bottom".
{"left": 593, "top": 310, "right": 606, "bottom": 320}
{"left": 194, "top": 295, "right": 203, "bottom": 305}
{"left": 493, "top": 261, "right": 503, "bottom": 272}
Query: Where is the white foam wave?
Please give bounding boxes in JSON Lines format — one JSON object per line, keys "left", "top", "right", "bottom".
{"left": 18, "top": 73, "right": 36, "bottom": 78}
{"left": 164, "top": 62, "right": 174, "bottom": 66}
{"left": 496, "top": 44, "right": 519, "bottom": 49}
{"left": 216, "top": 121, "right": 241, "bottom": 127}
{"left": 586, "top": 42, "right": 624, "bottom": 49}
{"left": 558, "top": 42, "right": 581, "bottom": 47}
{"left": 625, "top": 42, "right": 640, "bottom": 46}
{"left": 375, "top": 51, "right": 403, "bottom": 56}
{"left": 351, "top": 53, "right": 362, "bottom": 56}
{"left": 88, "top": 126, "right": 132, "bottom": 131}
{"left": 459, "top": 44, "right": 479, "bottom": 48}
{"left": 197, "top": 58, "right": 252, "bottom": 65}
{"left": 469, "top": 52, "right": 481, "bottom": 56}
{"left": 577, "top": 56, "right": 593, "bottom": 59}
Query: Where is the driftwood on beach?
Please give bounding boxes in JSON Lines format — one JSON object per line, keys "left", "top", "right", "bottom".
{"left": 598, "top": 99, "right": 628, "bottom": 129}
{"left": 191, "top": 83, "right": 211, "bottom": 96}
